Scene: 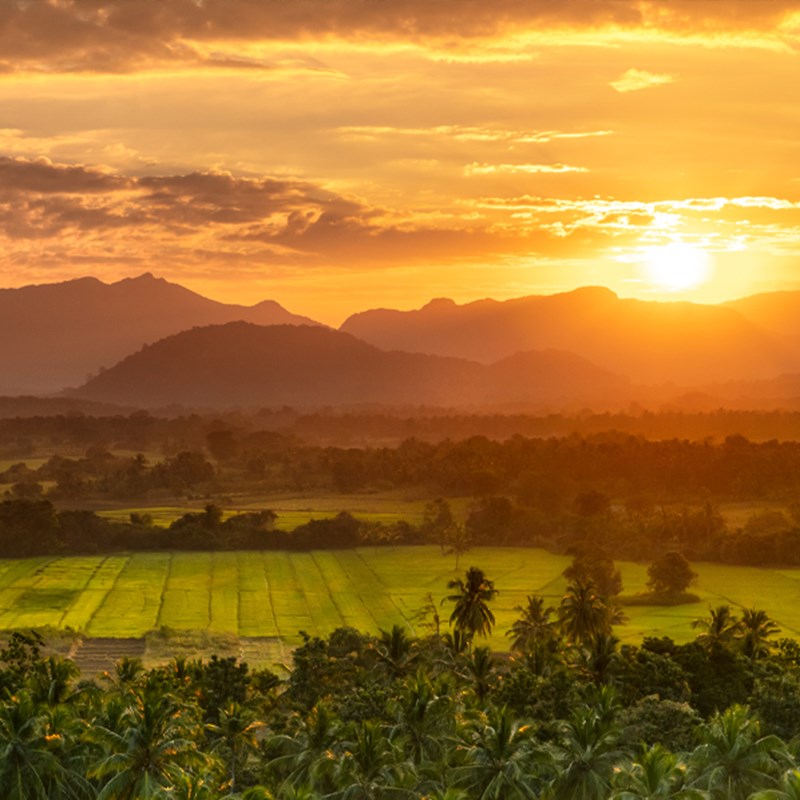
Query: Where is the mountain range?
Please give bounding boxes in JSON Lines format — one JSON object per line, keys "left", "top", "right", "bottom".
{"left": 7, "top": 273, "right": 800, "bottom": 410}
{"left": 0, "top": 273, "right": 317, "bottom": 394}
{"left": 340, "top": 287, "right": 790, "bottom": 385}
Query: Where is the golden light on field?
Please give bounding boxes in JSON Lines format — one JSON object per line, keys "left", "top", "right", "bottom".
{"left": 643, "top": 242, "right": 713, "bottom": 292}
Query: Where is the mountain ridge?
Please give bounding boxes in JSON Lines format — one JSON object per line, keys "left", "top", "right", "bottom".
{"left": 339, "top": 287, "right": 788, "bottom": 384}
{"left": 0, "top": 273, "right": 320, "bottom": 394}
{"left": 71, "top": 321, "right": 630, "bottom": 410}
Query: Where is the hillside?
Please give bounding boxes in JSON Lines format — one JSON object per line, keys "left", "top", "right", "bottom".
{"left": 0, "top": 273, "right": 319, "bottom": 394}
{"left": 340, "top": 287, "right": 788, "bottom": 384}
{"left": 726, "top": 290, "right": 800, "bottom": 342}
{"left": 71, "top": 322, "right": 629, "bottom": 410}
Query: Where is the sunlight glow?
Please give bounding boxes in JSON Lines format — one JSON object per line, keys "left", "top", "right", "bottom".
{"left": 643, "top": 242, "right": 712, "bottom": 292}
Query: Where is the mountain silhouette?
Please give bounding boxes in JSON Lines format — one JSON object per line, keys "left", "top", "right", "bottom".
{"left": 0, "top": 273, "right": 319, "bottom": 393}
{"left": 340, "top": 287, "right": 788, "bottom": 384}
{"left": 71, "top": 322, "right": 629, "bottom": 410}
{"left": 725, "top": 291, "right": 800, "bottom": 342}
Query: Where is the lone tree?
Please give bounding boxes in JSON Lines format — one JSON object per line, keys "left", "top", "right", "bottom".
{"left": 647, "top": 551, "right": 697, "bottom": 594}
{"left": 445, "top": 566, "right": 498, "bottom": 639}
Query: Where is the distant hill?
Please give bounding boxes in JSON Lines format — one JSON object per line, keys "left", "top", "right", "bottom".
{"left": 340, "top": 287, "right": 788, "bottom": 384}
{"left": 0, "top": 273, "right": 320, "bottom": 394}
{"left": 71, "top": 322, "right": 630, "bottom": 410}
{"left": 725, "top": 290, "right": 800, "bottom": 341}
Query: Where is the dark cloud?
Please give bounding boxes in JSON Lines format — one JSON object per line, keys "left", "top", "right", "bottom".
{"left": 0, "top": 155, "right": 604, "bottom": 265}
{"left": 0, "top": 0, "right": 795, "bottom": 74}
{"left": 0, "top": 156, "right": 128, "bottom": 193}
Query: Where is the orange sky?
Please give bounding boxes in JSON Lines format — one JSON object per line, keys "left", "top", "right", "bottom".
{"left": 1, "top": 0, "right": 799, "bottom": 324}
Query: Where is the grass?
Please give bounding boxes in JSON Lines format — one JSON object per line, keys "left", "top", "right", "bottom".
{"left": 2, "top": 547, "right": 800, "bottom": 657}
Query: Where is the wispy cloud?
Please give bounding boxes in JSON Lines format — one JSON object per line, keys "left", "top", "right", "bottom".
{"left": 465, "top": 163, "right": 588, "bottom": 176}
{"left": 610, "top": 68, "right": 676, "bottom": 93}
{"left": 338, "top": 125, "right": 613, "bottom": 144}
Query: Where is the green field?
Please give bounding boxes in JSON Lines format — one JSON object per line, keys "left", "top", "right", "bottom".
{"left": 1, "top": 547, "right": 800, "bottom": 655}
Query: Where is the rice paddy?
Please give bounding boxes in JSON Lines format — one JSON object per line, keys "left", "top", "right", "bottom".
{"left": 1, "top": 547, "right": 800, "bottom": 657}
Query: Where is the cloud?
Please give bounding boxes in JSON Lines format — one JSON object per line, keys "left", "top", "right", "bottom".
{"left": 3, "top": 155, "right": 800, "bottom": 288}
{"left": 610, "top": 68, "right": 676, "bottom": 93}
{"left": 0, "top": 156, "right": 129, "bottom": 194}
{"left": 465, "top": 163, "right": 588, "bottom": 176}
{"left": 338, "top": 125, "right": 614, "bottom": 144}
{"left": 0, "top": 1, "right": 797, "bottom": 74}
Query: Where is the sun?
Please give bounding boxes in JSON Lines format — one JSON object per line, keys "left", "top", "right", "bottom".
{"left": 643, "top": 242, "right": 712, "bottom": 292}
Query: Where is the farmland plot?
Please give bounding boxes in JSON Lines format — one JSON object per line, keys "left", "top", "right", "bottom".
{"left": 2, "top": 547, "right": 800, "bottom": 651}
{"left": 87, "top": 553, "right": 171, "bottom": 636}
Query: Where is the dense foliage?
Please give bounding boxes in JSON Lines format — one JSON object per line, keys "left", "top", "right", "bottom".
{"left": 6, "top": 414, "right": 800, "bottom": 505}
{"left": 1, "top": 577, "right": 799, "bottom": 800}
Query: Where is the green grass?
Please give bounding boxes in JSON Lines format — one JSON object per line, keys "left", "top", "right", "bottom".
{"left": 2, "top": 547, "right": 800, "bottom": 652}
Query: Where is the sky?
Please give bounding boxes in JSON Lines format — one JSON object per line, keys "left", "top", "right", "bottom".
{"left": 1, "top": 0, "right": 799, "bottom": 324}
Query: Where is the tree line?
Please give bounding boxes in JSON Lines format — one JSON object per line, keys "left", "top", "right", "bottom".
{"left": 7, "top": 431, "right": 800, "bottom": 503}
{"left": 7, "top": 407, "right": 800, "bottom": 454}
{"left": 3, "top": 490, "right": 800, "bottom": 571}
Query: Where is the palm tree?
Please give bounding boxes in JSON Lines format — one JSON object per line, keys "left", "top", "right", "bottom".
{"left": 689, "top": 704, "right": 788, "bottom": 800}
{"left": 266, "top": 703, "right": 341, "bottom": 794}
{"left": 548, "top": 693, "right": 627, "bottom": 800}
{"left": 0, "top": 691, "right": 90, "bottom": 800}
{"left": 750, "top": 769, "right": 800, "bottom": 800}
{"left": 168, "top": 772, "right": 225, "bottom": 799}
{"left": 691, "top": 605, "right": 742, "bottom": 651}
{"left": 506, "top": 595, "right": 558, "bottom": 675}
{"left": 29, "top": 655, "right": 80, "bottom": 708}
{"left": 329, "top": 719, "right": 413, "bottom": 800}
{"left": 740, "top": 607, "right": 780, "bottom": 661}
{"left": 461, "top": 646, "right": 496, "bottom": 705}
{"left": 454, "top": 706, "right": 541, "bottom": 800}
{"left": 88, "top": 680, "right": 207, "bottom": 799}
{"left": 445, "top": 567, "right": 498, "bottom": 640}
{"left": 208, "top": 701, "right": 264, "bottom": 795}
{"left": 611, "top": 743, "right": 705, "bottom": 799}
{"left": 373, "top": 625, "right": 417, "bottom": 678}
{"left": 583, "top": 631, "right": 621, "bottom": 686}
{"left": 387, "top": 672, "right": 453, "bottom": 767}
{"left": 558, "top": 580, "right": 620, "bottom": 647}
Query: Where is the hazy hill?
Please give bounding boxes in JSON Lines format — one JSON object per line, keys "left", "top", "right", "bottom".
{"left": 0, "top": 273, "right": 319, "bottom": 394}
{"left": 340, "top": 287, "right": 788, "bottom": 384}
{"left": 725, "top": 291, "right": 800, "bottom": 341}
{"left": 71, "top": 322, "right": 629, "bottom": 410}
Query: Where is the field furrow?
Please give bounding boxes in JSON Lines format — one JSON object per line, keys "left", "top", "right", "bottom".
{"left": 87, "top": 553, "right": 171, "bottom": 637}
{"left": 158, "top": 552, "right": 212, "bottom": 630}
{"left": 291, "top": 552, "right": 342, "bottom": 636}
{"left": 0, "top": 557, "right": 58, "bottom": 628}
{"left": 264, "top": 551, "right": 316, "bottom": 640}
{"left": 209, "top": 552, "right": 239, "bottom": 633}
{"left": 60, "top": 556, "right": 132, "bottom": 630}
{"left": 237, "top": 552, "right": 280, "bottom": 637}
{"left": 311, "top": 551, "right": 378, "bottom": 631}
{"left": 338, "top": 550, "right": 409, "bottom": 632}
{"left": 1, "top": 556, "right": 118, "bottom": 630}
